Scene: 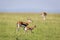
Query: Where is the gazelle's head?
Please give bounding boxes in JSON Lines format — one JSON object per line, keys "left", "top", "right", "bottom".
{"left": 27, "top": 18, "right": 32, "bottom": 23}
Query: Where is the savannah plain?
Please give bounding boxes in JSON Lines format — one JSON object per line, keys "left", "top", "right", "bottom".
{"left": 0, "top": 12, "right": 60, "bottom": 40}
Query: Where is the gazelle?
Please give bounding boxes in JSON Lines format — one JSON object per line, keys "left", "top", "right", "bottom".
{"left": 24, "top": 25, "right": 36, "bottom": 33}
{"left": 16, "top": 19, "right": 32, "bottom": 31}
{"left": 41, "top": 12, "right": 47, "bottom": 21}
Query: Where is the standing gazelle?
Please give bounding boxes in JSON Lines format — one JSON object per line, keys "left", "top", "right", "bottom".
{"left": 41, "top": 12, "right": 47, "bottom": 21}
{"left": 16, "top": 19, "right": 32, "bottom": 31}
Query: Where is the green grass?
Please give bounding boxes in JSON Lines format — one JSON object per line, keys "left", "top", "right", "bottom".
{"left": 0, "top": 13, "right": 60, "bottom": 40}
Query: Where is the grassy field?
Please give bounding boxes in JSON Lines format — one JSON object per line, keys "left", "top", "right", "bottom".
{"left": 0, "top": 13, "right": 60, "bottom": 40}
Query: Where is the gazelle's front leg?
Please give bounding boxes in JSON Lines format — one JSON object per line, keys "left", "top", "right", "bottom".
{"left": 16, "top": 23, "right": 20, "bottom": 31}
